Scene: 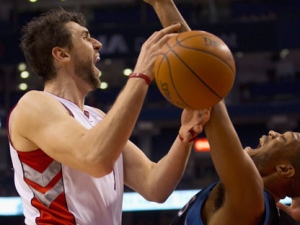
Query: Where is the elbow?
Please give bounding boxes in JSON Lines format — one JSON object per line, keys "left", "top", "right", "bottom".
{"left": 83, "top": 153, "right": 115, "bottom": 178}
{"left": 89, "top": 164, "right": 114, "bottom": 178}
{"left": 153, "top": 197, "right": 168, "bottom": 204}
{"left": 144, "top": 192, "right": 170, "bottom": 204}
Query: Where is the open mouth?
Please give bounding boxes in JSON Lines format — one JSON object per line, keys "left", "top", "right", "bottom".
{"left": 95, "top": 54, "right": 100, "bottom": 63}
{"left": 256, "top": 137, "right": 265, "bottom": 149}
{"left": 256, "top": 143, "right": 261, "bottom": 149}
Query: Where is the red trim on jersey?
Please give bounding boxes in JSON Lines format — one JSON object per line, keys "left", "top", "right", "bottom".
{"left": 24, "top": 170, "right": 62, "bottom": 194}
{"left": 18, "top": 149, "right": 54, "bottom": 172}
{"left": 32, "top": 194, "right": 76, "bottom": 225}
{"left": 17, "top": 150, "right": 76, "bottom": 224}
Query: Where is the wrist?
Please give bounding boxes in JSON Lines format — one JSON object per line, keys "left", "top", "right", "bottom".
{"left": 128, "top": 73, "right": 151, "bottom": 85}
{"left": 178, "top": 134, "right": 196, "bottom": 143}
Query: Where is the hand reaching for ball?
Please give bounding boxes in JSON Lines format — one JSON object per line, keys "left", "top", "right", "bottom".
{"left": 133, "top": 23, "right": 180, "bottom": 81}
{"left": 179, "top": 108, "right": 211, "bottom": 143}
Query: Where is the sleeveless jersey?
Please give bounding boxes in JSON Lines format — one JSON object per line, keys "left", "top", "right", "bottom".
{"left": 8, "top": 93, "right": 124, "bottom": 225}
{"left": 169, "top": 182, "right": 282, "bottom": 225}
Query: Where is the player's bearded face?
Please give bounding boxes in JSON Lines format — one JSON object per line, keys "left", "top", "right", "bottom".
{"left": 73, "top": 54, "right": 100, "bottom": 89}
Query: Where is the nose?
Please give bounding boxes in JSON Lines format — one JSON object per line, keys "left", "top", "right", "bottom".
{"left": 92, "top": 38, "right": 102, "bottom": 51}
{"left": 268, "top": 130, "right": 280, "bottom": 139}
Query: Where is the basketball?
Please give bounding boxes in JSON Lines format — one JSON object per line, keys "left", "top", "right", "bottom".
{"left": 154, "top": 30, "right": 236, "bottom": 110}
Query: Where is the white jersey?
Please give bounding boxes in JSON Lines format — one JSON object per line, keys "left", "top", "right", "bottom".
{"left": 8, "top": 93, "right": 124, "bottom": 225}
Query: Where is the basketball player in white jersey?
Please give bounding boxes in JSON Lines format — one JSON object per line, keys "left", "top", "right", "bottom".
{"left": 144, "top": 0, "right": 300, "bottom": 224}
{"left": 7, "top": 7, "right": 211, "bottom": 225}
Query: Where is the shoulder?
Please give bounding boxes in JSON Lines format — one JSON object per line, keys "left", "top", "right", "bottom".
{"left": 11, "top": 91, "right": 69, "bottom": 125}
{"left": 19, "top": 90, "right": 47, "bottom": 100}
{"left": 16, "top": 91, "right": 65, "bottom": 112}
{"left": 16, "top": 90, "right": 54, "bottom": 110}
{"left": 12, "top": 91, "right": 43, "bottom": 118}
{"left": 8, "top": 91, "right": 58, "bottom": 151}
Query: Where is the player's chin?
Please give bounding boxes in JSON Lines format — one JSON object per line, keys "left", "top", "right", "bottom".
{"left": 89, "top": 74, "right": 101, "bottom": 90}
{"left": 92, "top": 79, "right": 101, "bottom": 89}
{"left": 244, "top": 146, "right": 252, "bottom": 152}
{"left": 94, "top": 66, "right": 100, "bottom": 76}
{"left": 244, "top": 146, "right": 259, "bottom": 155}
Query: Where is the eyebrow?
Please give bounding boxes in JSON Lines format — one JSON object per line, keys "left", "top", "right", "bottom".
{"left": 82, "top": 30, "right": 90, "bottom": 36}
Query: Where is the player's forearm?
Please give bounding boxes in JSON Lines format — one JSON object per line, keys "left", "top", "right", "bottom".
{"left": 204, "top": 102, "right": 263, "bottom": 189}
{"left": 86, "top": 79, "right": 148, "bottom": 173}
{"left": 205, "top": 102, "right": 247, "bottom": 177}
{"left": 150, "top": 0, "right": 191, "bottom": 32}
{"left": 145, "top": 137, "right": 192, "bottom": 202}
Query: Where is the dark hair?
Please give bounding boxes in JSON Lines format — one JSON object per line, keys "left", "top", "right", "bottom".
{"left": 20, "top": 7, "right": 86, "bottom": 83}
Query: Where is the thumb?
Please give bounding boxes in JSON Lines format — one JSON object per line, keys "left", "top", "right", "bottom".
{"left": 193, "top": 124, "right": 203, "bottom": 134}
{"left": 276, "top": 202, "right": 290, "bottom": 213}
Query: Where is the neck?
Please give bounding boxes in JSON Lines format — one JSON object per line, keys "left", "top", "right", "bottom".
{"left": 262, "top": 175, "right": 287, "bottom": 203}
{"left": 44, "top": 77, "right": 90, "bottom": 111}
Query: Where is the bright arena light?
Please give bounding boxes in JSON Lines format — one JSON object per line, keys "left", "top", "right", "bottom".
{"left": 194, "top": 138, "right": 210, "bottom": 152}
{"left": 100, "top": 82, "right": 108, "bottom": 89}
{"left": 20, "top": 71, "right": 30, "bottom": 79}
{"left": 123, "top": 68, "right": 133, "bottom": 76}
{"left": 18, "top": 63, "right": 27, "bottom": 72}
{"left": 18, "top": 83, "right": 28, "bottom": 91}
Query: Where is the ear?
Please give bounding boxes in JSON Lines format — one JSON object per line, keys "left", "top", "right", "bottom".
{"left": 52, "top": 47, "right": 70, "bottom": 63}
{"left": 276, "top": 164, "right": 295, "bottom": 178}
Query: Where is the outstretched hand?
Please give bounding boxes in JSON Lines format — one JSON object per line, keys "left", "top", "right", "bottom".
{"left": 277, "top": 198, "right": 300, "bottom": 222}
{"left": 179, "top": 108, "right": 211, "bottom": 143}
{"left": 133, "top": 23, "right": 180, "bottom": 80}
{"left": 143, "top": 0, "right": 159, "bottom": 5}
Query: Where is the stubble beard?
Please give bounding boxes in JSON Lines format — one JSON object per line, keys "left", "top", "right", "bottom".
{"left": 74, "top": 55, "right": 100, "bottom": 90}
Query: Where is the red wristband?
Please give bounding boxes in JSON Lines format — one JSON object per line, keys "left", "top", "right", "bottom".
{"left": 178, "top": 134, "right": 197, "bottom": 143}
{"left": 178, "top": 129, "right": 197, "bottom": 143}
{"left": 128, "top": 73, "right": 151, "bottom": 85}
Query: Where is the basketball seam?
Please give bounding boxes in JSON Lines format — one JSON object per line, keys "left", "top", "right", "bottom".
{"left": 157, "top": 54, "right": 194, "bottom": 109}
{"left": 166, "top": 41, "right": 223, "bottom": 100}
{"left": 174, "top": 34, "right": 235, "bottom": 75}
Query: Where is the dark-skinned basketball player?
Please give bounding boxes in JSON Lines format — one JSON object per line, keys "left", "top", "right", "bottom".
{"left": 144, "top": 0, "right": 300, "bottom": 224}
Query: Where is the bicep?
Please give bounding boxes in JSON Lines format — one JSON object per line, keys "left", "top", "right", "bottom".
{"left": 11, "top": 92, "right": 94, "bottom": 173}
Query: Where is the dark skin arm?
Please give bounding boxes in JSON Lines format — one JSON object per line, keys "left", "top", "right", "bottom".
{"left": 203, "top": 101, "right": 264, "bottom": 225}
{"left": 146, "top": 2, "right": 265, "bottom": 224}
{"left": 144, "top": 0, "right": 191, "bottom": 32}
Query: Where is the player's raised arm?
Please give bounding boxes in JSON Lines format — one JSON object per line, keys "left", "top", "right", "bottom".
{"left": 204, "top": 101, "right": 264, "bottom": 224}
{"left": 144, "top": 0, "right": 191, "bottom": 32}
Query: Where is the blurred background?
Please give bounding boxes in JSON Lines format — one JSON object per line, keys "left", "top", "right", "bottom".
{"left": 0, "top": 0, "right": 300, "bottom": 224}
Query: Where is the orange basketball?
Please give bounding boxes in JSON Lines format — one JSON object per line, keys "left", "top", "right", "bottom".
{"left": 154, "top": 30, "right": 236, "bottom": 110}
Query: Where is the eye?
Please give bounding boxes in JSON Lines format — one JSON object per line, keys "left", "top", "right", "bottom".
{"left": 82, "top": 31, "right": 91, "bottom": 40}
